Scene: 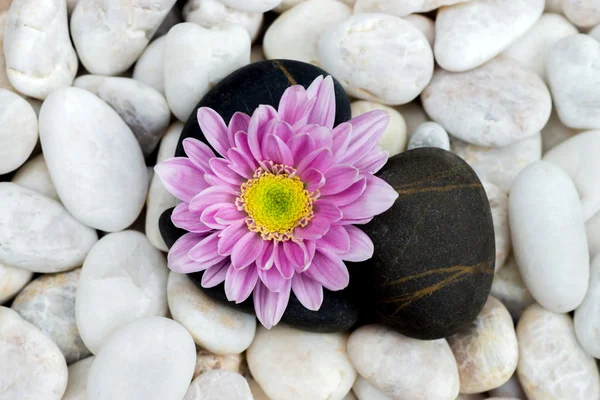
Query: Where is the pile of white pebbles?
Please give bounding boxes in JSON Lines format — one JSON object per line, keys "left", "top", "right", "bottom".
{"left": 1, "top": 0, "right": 600, "bottom": 399}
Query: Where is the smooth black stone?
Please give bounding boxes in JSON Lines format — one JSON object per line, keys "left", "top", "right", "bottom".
{"left": 353, "top": 148, "right": 495, "bottom": 340}
{"left": 174, "top": 59, "right": 351, "bottom": 158}
{"left": 159, "top": 208, "right": 358, "bottom": 333}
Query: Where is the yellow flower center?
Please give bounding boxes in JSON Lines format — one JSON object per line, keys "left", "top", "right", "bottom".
{"left": 238, "top": 167, "right": 315, "bottom": 241}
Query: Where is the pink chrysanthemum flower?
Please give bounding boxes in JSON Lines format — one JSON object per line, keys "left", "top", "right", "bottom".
{"left": 155, "top": 76, "right": 398, "bottom": 328}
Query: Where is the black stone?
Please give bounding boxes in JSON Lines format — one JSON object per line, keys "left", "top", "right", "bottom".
{"left": 174, "top": 59, "right": 351, "bottom": 158}
{"left": 352, "top": 148, "right": 495, "bottom": 340}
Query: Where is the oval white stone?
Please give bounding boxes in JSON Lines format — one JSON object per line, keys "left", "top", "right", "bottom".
{"left": 39, "top": 87, "right": 148, "bottom": 232}
{"left": 404, "top": 14, "right": 435, "bottom": 47}
{"left": 264, "top": 0, "right": 351, "bottom": 66}
{"left": 0, "top": 11, "right": 15, "bottom": 92}
{"left": 0, "top": 262, "right": 32, "bottom": 304}
{"left": 247, "top": 325, "right": 356, "bottom": 400}
{"left": 0, "top": 306, "right": 68, "bottom": 400}
{"left": 448, "top": 297, "right": 518, "bottom": 394}
{"left": 347, "top": 324, "right": 459, "bottom": 400}
{"left": 353, "top": 0, "right": 470, "bottom": 16}
{"left": 87, "top": 317, "right": 196, "bottom": 400}
{"left": 183, "top": 370, "right": 253, "bottom": 400}
{"left": 574, "top": 254, "right": 600, "bottom": 358}
{"left": 0, "top": 183, "right": 98, "bottom": 272}
{"left": 0, "top": 89, "right": 38, "bottom": 175}
{"left": 318, "top": 13, "right": 433, "bottom": 106}
{"left": 563, "top": 0, "right": 600, "bottom": 27}
{"left": 164, "top": 23, "right": 250, "bottom": 121}
{"left": 351, "top": 100, "right": 407, "bottom": 157}
{"left": 133, "top": 36, "right": 166, "bottom": 95}
{"left": 62, "top": 356, "right": 95, "bottom": 400}
{"left": 71, "top": 0, "right": 177, "bottom": 75}
{"left": 76, "top": 231, "right": 169, "bottom": 354}
{"left": 481, "top": 181, "right": 510, "bottom": 271}
{"left": 11, "top": 154, "right": 59, "bottom": 201}
{"left": 422, "top": 57, "right": 551, "bottom": 148}
{"left": 352, "top": 377, "right": 391, "bottom": 400}
{"left": 167, "top": 272, "right": 256, "bottom": 355}
{"left": 490, "top": 256, "right": 535, "bottom": 320}
{"left": 435, "top": 0, "right": 544, "bottom": 72}
{"left": 517, "top": 304, "right": 600, "bottom": 399}
{"left": 3, "top": 0, "right": 77, "bottom": 99}
{"left": 218, "top": 0, "right": 282, "bottom": 13}
{"left": 509, "top": 161, "right": 589, "bottom": 313}
{"left": 407, "top": 121, "right": 450, "bottom": 151}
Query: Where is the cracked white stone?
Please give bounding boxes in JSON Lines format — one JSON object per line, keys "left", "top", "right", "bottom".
{"left": 574, "top": 254, "right": 600, "bottom": 358}
{"left": 184, "top": 0, "right": 263, "bottom": 42}
{"left": 347, "top": 324, "right": 459, "bottom": 400}
{"left": 167, "top": 272, "right": 256, "bottom": 355}
{"left": 76, "top": 231, "right": 169, "bottom": 354}
{"left": 264, "top": 0, "right": 351, "bottom": 66}
{"left": 351, "top": 101, "right": 407, "bottom": 157}
{"left": 11, "top": 154, "right": 59, "bottom": 201}
{"left": 164, "top": 23, "right": 250, "bottom": 121}
{"left": 353, "top": 0, "right": 470, "bottom": 16}
{"left": 563, "top": 0, "right": 600, "bottom": 28}
{"left": 74, "top": 75, "right": 170, "bottom": 157}
{"left": 248, "top": 325, "right": 356, "bottom": 400}
{"left": 352, "top": 377, "right": 391, "bottom": 400}
{"left": 0, "top": 307, "right": 68, "bottom": 400}
{"left": 422, "top": 57, "right": 551, "bottom": 148}
{"left": 183, "top": 370, "right": 253, "bottom": 400}
{"left": 435, "top": 0, "right": 544, "bottom": 72}
{"left": 218, "top": 0, "right": 282, "bottom": 13}
{"left": 517, "top": 304, "right": 600, "bottom": 400}
{"left": 3, "top": 0, "right": 77, "bottom": 99}
{"left": 39, "top": 87, "right": 148, "bottom": 232}
{"left": 87, "top": 317, "right": 196, "bottom": 400}
{"left": 509, "top": 161, "right": 589, "bottom": 313}
{"left": 133, "top": 35, "right": 166, "bottom": 95}
{"left": 70, "top": 0, "right": 177, "bottom": 75}
{"left": 490, "top": 255, "right": 536, "bottom": 320}
{"left": 0, "top": 262, "right": 32, "bottom": 305}
{"left": 407, "top": 122, "right": 450, "bottom": 151}
{"left": 62, "top": 356, "right": 95, "bottom": 400}
{"left": 0, "top": 89, "right": 38, "bottom": 175}
{"left": 0, "top": 183, "right": 98, "bottom": 273}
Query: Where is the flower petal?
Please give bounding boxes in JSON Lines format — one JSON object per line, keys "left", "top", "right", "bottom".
{"left": 208, "top": 158, "right": 244, "bottom": 185}
{"left": 155, "top": 158, "right": 208, "bottom": 203}
{"left": 341, "top": 225, "right": 374, "bottom": 262}
{"left": 283, "top": 240, "right": 307, "bottom": 269}
{"left": 225, "top": 264, "right": 258, "bottom": 303}
{"left": 262, "top": 134, "right": 294, "bottom": 166}
{"left": 218, "top": 220, "right": 249, "bottom": 256}
{"left": 200, "top": 204, "right": 229, "bottom": 230}
{"left": 214, "top": 203, "right": 246, "bottom": 225}
{"left": 227, "top": 112, "right": 251, "bottom": 147}
{"left": 278, "top": 85, "right": 317, "bottom": 127}
{"left": 291, "top": 273, "right": 324, "bottom": 311}
{"left": 171, "top": 202, "right": 212, "bottom": 233}
{"left": 248, "top": 105, "right": 278, "bottom": 163}
{"left": 265, "top": 119, "right": 294, "bottom": 143}
{"left": 188, "top": 231, "right": 226, "bottom": 265}
{"left": 301, "top": 240, "right": 317, "bottom": 272}
{"left": 294, "top": 214, "right": 330, "bottom": 241}
{"left": 258, "top": 265, "right": 288, "bottom": 293}
{"left": 227, "top": 148, "right": 255, "bottom": 179}
{"left": 301, "top": 168, "right": 325, "bottom": 193}
{"left": 231, "top": 232, "right": 265, "bottom": 270}
{"left": 168, "top": 232, "right": 210, "bottom": 273}
{"left": 189, "top": 186, "right": 237, "bottom": 213}
{"left": 274, "top": 242, "right": 295, "bottom": 279}
{"left": 303, "top": 125, "right": 332, "bottom": 149}
{"left": 318, "top": 224, "right": 350, "bottom": 253}
{"left": 343, "top": 110, "right": 389, "bottom": 165}
{"left": 331, "top": 123, "right": 353, "bottom": 164}
{"left": 254, "top": 280, "right": 291, "bottom": 329}
{"left": 256, "top": 241, "right": 276, "bottom": 270}
{"left": 322, "top": 176, "right": 366, "bottom": 206}
{"left": 354, "top": 147, "right": 389, "bottom": 174}
{"left": 197, "top": 107, "right": 230, "bottom": 157}
{"left": 288, "top": 133, "right": 316, "bottom": 165}
{"left": 296, "top": 148, "right": 333, "bottom": 176}
{"left": 321, "top": 165, "right": 360, "bottom": 196}
{"left": 304, "top": 249, "right": 349, "bottom": 291}
{"left": 340, "top": 175, "right": 398, "bottom": 220}
{"left": 201, "top": 260, "right": 230, "bottom": 288}
{"left": 183, "top": 138, "right": 216, "bottom": 172}
{"left": 306, "top": 75, "right": 336, "bottom": 129}
{"left": 314, "top": 201, "right": 342, "bottom": 223}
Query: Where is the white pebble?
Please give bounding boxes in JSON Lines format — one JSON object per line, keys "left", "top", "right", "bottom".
{"left": 448, "top": 297, "right": 518, "bottom": 394}
{"left": 541, "top": 109, "right": 582, "bottom": 153}
{"left": 39, "top": 87, "right": 148, "bottom": 232}
{"left": 247, "top": 325, "right": 356, "bottom": 400}
{"left": 133, "top": 36, "right": 166, "bottom": 95}
{"left": 503, "top": 13, "right": 578, "bottom": 80}
{"left": 11, "top": 154, "right": 59, "bottom": 201}
{"left": 351, "top": 100, "right": 407, "bottom": 157}
{"left": 264, "top": 0, "right": 351, "bottom": 66}
{"left": 422, "top": 57, "right": 551, "bottom": 148}
{"left": 517, "top": 305, "right": 600, "bottom": 400}
{"left": 183, "top": 0, "right": 263, "bottom": 42}
{"left": 62, "top": 356, "right": 95, "bottom": 400}
{"left": 0, "top": 306, "right": 68, "bottom": 400}
{"left": 347, "top": 325, "right": 459, "bottom": 400}
{"left": 481, "top": 181, "right": 511, "bottom": 271}
{"left": 0, "top": 11, "right": 14, "bottom": 92}
{"left": 218, "top": 0, "right": 282, "bottom": 13}
{"left": 574, "top": 254, "right": 600, "bottom": 358}
{"left": 71, "top": 0, "right": 176, "bottom": 75}
{"left": 490, "top": 255, "right": 535, "bottom": 320}
{"left": 183, "top": 370, "right": 253, "bottom": 400}
{"left": 194, "top": 349, "right": 243, "bottom": 379}
{"left": 404, "top": 14, "right": 435, "bottom": 47}
{"left": 587, "top": 210, "right": 600, "bottom": 256}
{"left": 11, "top": 269, "right": 90, "bottom": 364}
{"left": 0, "top": 183, "right": 98, "bottom": 273}
{"left": 435, "top": 0, "right": 544, "bottom": 72}
{"left": 3, "top": 0, "right": 77, "bottom": 99}
{"left": 76, "top": 231, "right": 168, "bottom": 354}
{"left": 547, "top": 34, "right": 600, "bottom": 130}
{"left": 74, "top": 75, "right": 170, "bottom": 157}
{"left": 0, "top": 262, "right": 32, "bottom": 304}
{"left": 353, "top": 0, "right": 470, "bottom": 17}
{"left": 87, "top": 317, "right": 196, "bottom": 400}
{"left": 318, "top": 14, "right": 433, "bottom": 106}
{"left": 488, "top": 375, "right": 527, "bottom": 400}
{"left": 164, "top": 23, "right": 250, "bottom": 121}
{"left": 563, "top": 0, "right": 600, "bottom": 28}
{"left": 0, "top": 89, "right": 38, "bottom": 175}
{"left": 167, "top": 272, "right": 256, "bottom": 355}
{"left": 509, "top": 161, "right": 589, "bottom": 313}
{"left": 352, "top": 377, "right": 391, "bottom": 400}
{"left": 407, "top": 121, "right": 450, "bottom": 151}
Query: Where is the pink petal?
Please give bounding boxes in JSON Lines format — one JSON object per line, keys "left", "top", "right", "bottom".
{"left": 303, "top": 125, "right": 332, "bottom": 149}
{"left": 197, "top": 107, "right": 230, "bottom": 157}
{"left": 306, "top": 75, "right": 336, "bottom": 129}
{"left": 168, "top": 232, "right": 210, "bottom": 273}
{"left": 288, "top": 133, "right": 316, "bottom": 165}
{"left": 301, "top": 168, "right": 325, "bottom": 192}
{"left": 300, "top": 240, "right": 317, "bottom": 272}
{"left": 262, "top": 134, "right": 294, "bottom": 166}
{"left": 291, "top": 274, "right": 324, "bottom": 311}
{"left": 256, "top": 241, "right": 276, "bottom": 270}
{"left": 322, "top": 177, "right": 366, "bottom": 206}
{"left": 155, "top": 158, "right": 208, "bottom": 203}
{"left": 171, "top": 202, "right": 212, "bottom": 233}
{"left": 321, "top": 165, "right": 360, "bottom": 196}
{"left": 258, "top": 266, "right": 288, "bottom": 293}
{"left": 296, "top": 148, "right": 333, "bottom": 176}
{"left": 254, "top": 280, "right": 291, "bottom": 329}
{"left": 314, "top": 201, "right": 342, "bottom": 223}
{"left": 340, "top": 175, "right": 398, "bottom": 220}
{"left": 248, "top": 105, "right": 278, "bottom": 163}
{"left": 278, "top": 85, "right": 317, "bottom": 127}
{"left": 231, "top": 231, "right": 265, "bottom": 270}
{"left": 283, "top": 240, "right": 308, "bottom": 269}
{"left": 227, "top": 112, "right": 251, "bottom": 147}
{"left": 227, "top": 148, "right": 255, "bottom": 179}
{"left": 274, "top": 243, "right": 295, "bottom": 279}
{"left": 265, "top": 119, "right": 294, "bottom": 143}
{"left": 336, "top": 217, "right": 374, "bottom": 226}
{"left": 200, "top": 204, "right": 228, "bottom": 230}
{"left": 304, "top": 249, "right": 349, "bottom": 291}
{"left": 294, "top": 214, "right": 330, "bottom": 240}
{"left": 354, "top": 147, "right": 389, "bottom": 174}
{"left": 318, "top": 224, "right": 350, "bottom": 253}
{"left": 343, "top": 110, "right": 389, "bottom": 165}
{"left": 188, "top": 231, "right": 227, "bottom": 266}
{"left": 331, "top": 123, "right": 353, "bottom": 164}
{"left": 234, "top": 132, "right": 259, "bottom": 170}
{"left": 189, "top": 186, "right": 237, "bottom": 213}
{"left": 209, "top": 158, "right": 244, "bottom": 185}
{"left": 218, "top": 220, "right": 249, "bottom": 256}
{"left": 341, "top": 225, "right": 374, "bottom": 262}
{"left": 225, "top": 264, "right": 259, "bottom": 303}
{"left": 201, "top": 260, "right": 230, "bottom": 288}
{"left": 183, "top": 138, "right": 216, "bottom": 172}
{"left": 214, "top": 204, "right": 246, "bottom": 225}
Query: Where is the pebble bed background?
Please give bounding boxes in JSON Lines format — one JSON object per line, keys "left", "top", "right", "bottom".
{"left": 1, "top": 0, "right": 600, "bottom": 399}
